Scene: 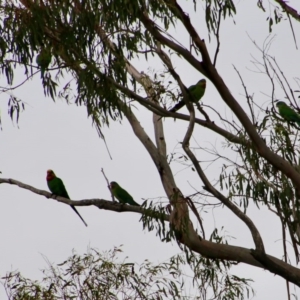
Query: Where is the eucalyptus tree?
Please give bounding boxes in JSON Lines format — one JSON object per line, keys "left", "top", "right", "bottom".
{"left": 1, "top": 0, "right": 300, "bottom": 298}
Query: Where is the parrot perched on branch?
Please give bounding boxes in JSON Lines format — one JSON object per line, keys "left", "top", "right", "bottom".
{"left": 169, "top": 79, "right": 206, "bottom": 112}
{"left": 110, "top": 181, "right": 140, "bottom": 206}
{"left": 36, "top": 49, "right": 51, "bottom": 77}
{"left": 46, "top": 170, "right": 88, "bottom": 226}
{"left": 276, "top": 101, "right": 300, "bottom": 127}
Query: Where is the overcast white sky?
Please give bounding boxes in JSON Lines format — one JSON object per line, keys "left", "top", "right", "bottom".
{"left": 1, "top": 0, "right": 300, "bottom": 298}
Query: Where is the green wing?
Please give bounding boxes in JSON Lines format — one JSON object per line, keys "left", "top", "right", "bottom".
{"left": 188, "top": 79, "right": 206, "bottom": 103}
{"left": 47, "top": 177, "right": 88, "bottom": 226}
{"left": 111, "top": 182, "right": 140, "bottom": 206}
{"left": 277, "top": 102, "right": 300, "bottom": 126}
{"left": 169, "top": 79, "right": 206, "bottom": 112}
{"left": 36, "top": 49, "right": 51, "bottom": 77}
{"left": 47, "top": 177, "right": 69, "bottom": 198}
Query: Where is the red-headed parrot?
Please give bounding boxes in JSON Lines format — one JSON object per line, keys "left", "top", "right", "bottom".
{"left": 46, "top": 170, "right": 88, "bottom": 226}
{"left": 110, "top": 181, "right": 140, "bottom": 206}
{"left": 276, "top": 101, "right": 300, "bottom": 126}
{"left": 170, "top": 79, "right": 206, "bottom": 112}
{"left": 36, "top": 49, "right": 51, "bottom": 77}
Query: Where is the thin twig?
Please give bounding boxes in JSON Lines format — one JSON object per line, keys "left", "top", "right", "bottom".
{"left": 287, "top": 13, "right": 298, "bottom": 50}
{"left": 101, "top": 168, "right": 115, "bottom": 202}
{"left": 213, "top": 7, "right": 222, "bottom": 66}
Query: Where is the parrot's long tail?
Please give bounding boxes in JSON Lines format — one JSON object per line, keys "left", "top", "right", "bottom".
{"left": 71, "top": 205, "right": 88, "bottom": 227}
{"left": 169, "top": 100, "right": 185, "bottom": 112}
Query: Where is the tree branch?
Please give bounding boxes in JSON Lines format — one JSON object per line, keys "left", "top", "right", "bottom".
{"left": 120, "top": 103, "right": 178, "bottom": 196}
{"left": 0, "top": 178, "right": 146, "bottom": 215}
{"left": 152, "top": 42, "right": 264, "bottom": 250}
{"left": 139, "top": 2, "right": 300, "bottom": 192}
{"left": 112, "top": 77, "right": 249, "bottom": 146}
{"left": 140, "top": 73, "right": 167, "bottom": 158}
{"left": 162, "top": 0, "right": 212, "bottom": 66}
{"left": 274, "top": 0, "right": 300, "bottom": 22}
{"left": 139, "top": 13, "right": 206, "bottom": 75}
{"left": 251, "top": 249, "right": 300, "bottom": 287}
{"left": 3, "top": 177, "right": 300, "bottom": 284}
{"left": 18, "top": 1, "right": 188, "bottom": 236}
{"left": 174, "top": 77, "right": 265, "bottom": 251}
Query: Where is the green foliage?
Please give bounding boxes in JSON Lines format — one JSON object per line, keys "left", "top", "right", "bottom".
{"left": 140, "top": 200, "right": 171, "bottom": 241}
{"left": 168, "top": 248, "right": 254, "bottom": 300}
{"left": 257, "top": 2, "right": 283, "bottom": 33}
{"left": 0, "top": 0, "right": 284, "bottom": 129}
{"left": 7, "top": 95, "right": 25, "bottom": 126}
{"left": 1, "top": 246, "right": 253, "bottom": 300}
{"left": 139, "top": 201, "right": 254, "bottom": 299}
{"left": 0, "top": 0, "right": 184, "bottom": 129}
{"left": 2, "top": 247, "right": 186, "bottom": 300}
{"left": 217, "top": 93, "right": 300, "bottom": 260}
{"left": 205, "top": 0, "right": 236, "bottom": 39}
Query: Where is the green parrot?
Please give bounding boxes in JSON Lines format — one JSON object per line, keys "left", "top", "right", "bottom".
{"left": 46, "top": 170, "right": 88, "bottom": 226}
{"left": 36, "top": 49, "right": 51, "bottom": 77}
{"left": 276, "top": 101, "right": 300, "bottom": 127}
{"left": 169, "top": 79, "right": 206, "bottom": 112}
{"left": 110, "top": 181, "right": 140, "bottom": 206}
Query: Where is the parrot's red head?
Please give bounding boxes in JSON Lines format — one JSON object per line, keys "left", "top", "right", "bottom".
{"left": 198, "top": 79, "right": 206, "bottom": 88}
{"left": 46, "top": 169, "right": 56, "bottom": 181}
